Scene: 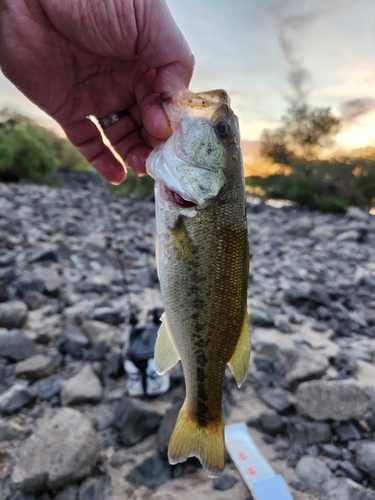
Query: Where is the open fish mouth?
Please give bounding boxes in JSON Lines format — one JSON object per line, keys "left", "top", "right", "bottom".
{"left": 163, "top": 185, "right": 197, "bottom": 209}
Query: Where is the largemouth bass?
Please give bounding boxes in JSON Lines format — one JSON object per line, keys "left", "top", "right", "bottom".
{"left": 146, "top": 89, "right": 250, "bottom": 477}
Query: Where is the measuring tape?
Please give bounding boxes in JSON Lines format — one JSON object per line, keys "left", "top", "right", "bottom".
{"left": 225, "top": 423, "right": 293, "bottom": 500}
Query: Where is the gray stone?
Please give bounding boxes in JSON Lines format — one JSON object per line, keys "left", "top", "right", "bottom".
{"left": 0, "top": 266, "right": 16, "bottom": 302}
{"left": 61, "top": 364, "right": 102, "bottom": 406}
{"left": 212, "top": 473, "right": 238, "bottom": 491}
{"left": 288, "top": 420, "right": 331, "bottom": 445}
{"left": 0, "top": 384, "right": 35, "bottom": 415}
{"left": 81, "top": 320, "right": 118, "bottom": 345}
{"left": 54, "top": 485, "right": 79, "bottom": 500}
{"left": 79, "top": 476, "right": 109, "bottom": 500}
{"left": 258, "top": 387, "right": 294, "bottom": 414}
{"left": 0, "top": 419, "right": 25, "bottom": 441}
{"left": 321, "top": 444, "right": 341, "bottom": 459}
{"left": 259, "top": 413, "right": 286, "bottom": 435}
{"left": 0, "top": 301, "right": 28, "bottom": 329}
{"left": 292, "top": 456, "right": 332, "bottom": 492}
{"left": 11, "top": 408, "right": 98, "bottom": 492}
{"left": 91, "top": 307, "right": 124, "bottom": 325}
{"left": 33, "top": 267, "right": 62, "bottom": 295}
{"left": 336, "top": 460, "right": 364, "bottom": 482}
{"left": 346, "top": 206, "right": 369, "bottom": 222}
{"left": 335, "top": 421, "right": 361, "bottom": 442}
{"left": 250, "top": 308, "right": 274, "bottom": 327}
{"left": 321, "top": 477, "right": 375, "bottom": 500}
{"left": 274, "top": 314, "right": 293, "bottom": 333}
{"left": 58, "top": 322, "right": 90, "bottom": 358}
{"left": 126, "top": 454, "right": 171, "bottom": 489}
{"left": 23, "top": 291, "right": 46, "bottom": 310}
{"left": 296, "top": 381, "right": 372, "bottom": 421}
{"left": 113, "top": 395, "right": 162, "bottom": 447}
{"left": 355, "top": 441, "right": 375, "bottom": 479}
{"left": 277, "top": 344, "right": 328, "bottom": 385}
{"left": 15, "top": 355, "right": 55, "bottom": 380}
{"left": 0, "top": 329, "right": 36, "bottom": 361}
{"left": 287, "top": 216, "right": 314, "bottom": 236}
{"left": 309, "top": 225, "right": 335, "bottom": 241}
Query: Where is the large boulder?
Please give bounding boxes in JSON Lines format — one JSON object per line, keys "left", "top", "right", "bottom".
{"left": 11, "top": 408, "right": 98, "bottom": 492}
{"left": 296, "top": 381, "right": 372, "bottom": 421}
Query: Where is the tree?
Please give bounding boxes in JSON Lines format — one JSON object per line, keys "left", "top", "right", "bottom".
{"left": 260, "top": 105, "right": 340, "bottom": 164}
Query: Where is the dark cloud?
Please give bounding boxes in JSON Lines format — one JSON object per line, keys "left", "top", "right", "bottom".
{"left": 274, "top": 0, "right": 359, "bottom": 105}
{"left": 340, "top": 97, "right": 375, "bottom": 121}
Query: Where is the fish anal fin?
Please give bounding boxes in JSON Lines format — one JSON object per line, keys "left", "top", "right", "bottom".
{"left": 168, "top": 402, "right": 225, "bottom": 478}
{"left": 228, "top": 311, "right": 251, "bottom": 388}
{"left": 154, "top": 314, "right": 180, "bottom": 375}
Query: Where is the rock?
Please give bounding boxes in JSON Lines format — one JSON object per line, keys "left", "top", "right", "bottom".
{"left": 284, "top": 286, "right": 331, "bottom": 309}
{"left": 0, "top": 384, "right": 35, "bottom": 415}
{"left": 296, "top": 381, "right": 372, "bottom": 421}
{"left": 33, "top": 268, "right": 62, "bottom": 296}
{"left": 292, "top": 456, "right": 332, "bottom": 492}
{"left": 355, "top": 442, "right": 375, "bottom": 479}
{"left": 288, "top": 420, "right": 331, "bottom": 445}
{"left": 274, "top": 314, "right": 293, "bottom": 333}
{"left": 28, "top": 247, "right": 59, "bottom": 264}
{"left": 334, "top": 351, "right": 358, "bottom": 374}
{"left": 334, "top": 422, "right": 361, "bottom": 442}
{"left": 0, "top": 266, "right": 16, "bottom": 302}
{"left": 103, "top": 351, "right": 124, "bottom": 379}
{"left": 346, "top": 206, "right": 369, "bottom": 223}
{"left": 23, "top": 291, "right": 46, "bottom": 310}
{"left": 277, "top": 344, "right": 328, "bottom": 385}
{"left": 79, "top": 476, "right": 109, "bottom": 500}
{"left": 0, "top": 419, "right": 25, "bottom": 441}
{"left": 249, "top": 309, "right": 274, "bottom": 327}
{"left": 15, "top": 355, "right": 55, "bottom": 380}
{"left": 321, "top": 444, "right": 341, "bottom": 459}
{"left": 157, "top": 403, "right": 182, "bottom": 458}
{"left": 259, "top": 413, "right": 286, "bottom": 435}
{"left": 287, "top": 216, "right": 314, "bottom": 236}
{"left": 336, "top": 230, "right": 362, "bottom": 242}
{"left": 321, "top": 477, "right": 375, "bottom": 500}
{"left": 335, "top": 461, "right": 364, "bottom": 482}
{"left": 81, "top": 320, "right": 118, "bottom": 345}
{"left": 36, "top": 376, "right": 63, "bottom": 401}
{"left": 0, "top": 330, "right": 36, "bottom": 361}
{"left": 58, "top": 323, "right": 90, "bottom": 358}
{"left": 212, "top": 473, "right": 238, "bottom": 491}
{"left": 258, "top": 387, "right": 294, "bottom": 414}
{"left": 113, "top": 395, "right": 162, "bottom": 446}
{"left": 126, "top": 454, "right": 171, "bottom": 489}
{"left": 11, "top": 408, "right": 98, "bottom": 492}
{"left": 90, "top": 307, "right": 124, "bottom": 326}
{"left": 61, "top": 364, "right": 102, "bottom": 406}
{"left": 86, "top": 341, "right": 109, "bottom": 361}
{"left": 0, "top": 301, "right": 28, "bottom": 329}
{"left": 309, "top": 225, "right": 335, "bottom": 241}
{"left": 54, "top": 485, "right": 79, "bottom": 500}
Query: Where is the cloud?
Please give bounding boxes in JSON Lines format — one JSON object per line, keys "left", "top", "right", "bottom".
{"left": 340, "top": 97, "right": 375, "bottom": 121}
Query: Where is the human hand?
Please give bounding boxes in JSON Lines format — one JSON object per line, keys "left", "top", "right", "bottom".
{"left": 0, "top": 0, "right": 194, "bottom": 183}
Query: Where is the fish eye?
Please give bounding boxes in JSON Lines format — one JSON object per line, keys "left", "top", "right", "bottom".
{"left": 215, "top": 122, "right": 231, "bottom": 137}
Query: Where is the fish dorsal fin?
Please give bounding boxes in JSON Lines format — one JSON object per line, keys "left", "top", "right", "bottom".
{"left": 154, "top": 313, "right": 181, "bottom": 375}
{"left": 228, "top": 311, "right": 251, "bottom": 388}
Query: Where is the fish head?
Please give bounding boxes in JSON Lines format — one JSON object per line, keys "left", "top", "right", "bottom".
{"left": 146, "top": 89, "right": 241, "bottom": 218}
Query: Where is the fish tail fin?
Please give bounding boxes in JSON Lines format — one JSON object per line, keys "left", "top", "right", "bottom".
{"left": 168, "top": 402, "right": 225, "bottom": 477}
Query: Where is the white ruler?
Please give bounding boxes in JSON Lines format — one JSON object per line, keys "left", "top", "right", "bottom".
{"left": 225, "top": 423, "right": 293, "bottom": 500}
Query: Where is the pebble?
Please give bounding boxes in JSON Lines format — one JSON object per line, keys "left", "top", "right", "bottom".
{"left": 61, "top": 364, "right": 103, "bottom": 406}
{"left": 355, "top": 442, "right": 375, "bottom": 479}
{"left": 15, "top": 354, "right": 55, "bottom": 380}
{"left": 292, "top": 455, "right": 332, "bottom": 492}
{"left": 0, "top": 330, "right": 36, "bottom": 362}
{"left": 321, "top": 477, "right": 375, "bottom": 500}
{"left": 0, "top": 301, "right": 28, "bottom": 329}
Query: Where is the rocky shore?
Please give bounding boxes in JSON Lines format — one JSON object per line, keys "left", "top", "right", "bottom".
{"left": 0, "top": 174, "right": 375, "bottom": 500}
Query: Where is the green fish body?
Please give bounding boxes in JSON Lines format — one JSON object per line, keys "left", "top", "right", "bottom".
{"left": 146, "top": 89, "right": 250, "bottom": 477}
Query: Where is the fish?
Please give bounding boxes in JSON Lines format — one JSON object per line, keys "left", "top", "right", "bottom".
{"left": 146, "top": 89, "right": 250, "bottom": 477}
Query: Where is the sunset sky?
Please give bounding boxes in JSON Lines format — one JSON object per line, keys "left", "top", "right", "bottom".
{"left": 1, "top": 0, "right": 374, "bottom": 155}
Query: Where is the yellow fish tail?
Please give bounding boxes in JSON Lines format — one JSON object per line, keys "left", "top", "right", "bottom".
{"left": 168, "top": 402, "right": 225, "bottom": 478}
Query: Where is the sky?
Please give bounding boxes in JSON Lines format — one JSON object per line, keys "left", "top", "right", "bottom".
{"left": 1, "top": 0, "right": 374, "bottom": 152}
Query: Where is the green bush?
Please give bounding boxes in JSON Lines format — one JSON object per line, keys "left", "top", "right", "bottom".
{"left": 108, "top": 168, "right": 154, "bottom": 199}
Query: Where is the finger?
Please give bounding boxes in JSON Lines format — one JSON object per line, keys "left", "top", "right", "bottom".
{"left": 135, "top": 68, "right": 172, "bottom": 140}
{"left": 64, "top": 119, "right": 127, "bottom": 183}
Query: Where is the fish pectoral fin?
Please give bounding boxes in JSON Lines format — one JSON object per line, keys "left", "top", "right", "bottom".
{"left": 154, "top": 313, "right": 181, "bottom": 375}
{"left": 228, "top": 311, "right": 251, "bottom": 388}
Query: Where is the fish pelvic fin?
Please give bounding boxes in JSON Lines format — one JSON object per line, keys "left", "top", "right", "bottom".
{"left": 228, "top": 311, "right": 251, "bottom": 388}
{"left": 168, "top": 402, "right": 225, "bottom": 478}
{"left": 154, "top": 313, "right": 181, "bottom": 375}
